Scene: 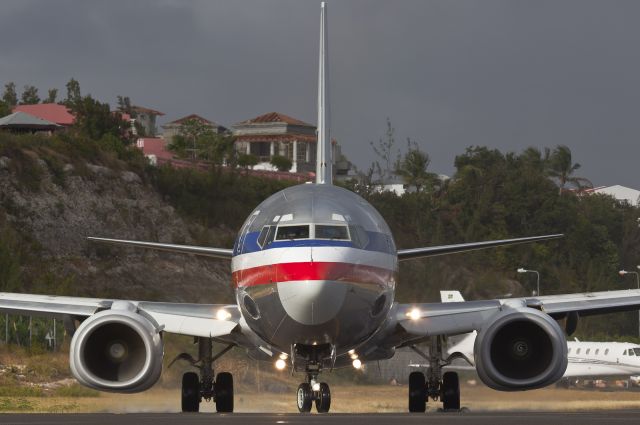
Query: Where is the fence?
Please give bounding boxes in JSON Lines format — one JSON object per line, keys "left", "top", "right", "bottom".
{"left": 0, "top": 314, "right": 64, "bottom": 351}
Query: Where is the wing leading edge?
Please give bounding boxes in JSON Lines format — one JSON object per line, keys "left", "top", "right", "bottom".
{"left": 396, "top": 234, "right": 563, "bottom": 261}
{"left": 87, "top": 237, "right": 233, "bottom": 259}
{"left": 0, "top": 292, "right": 240, "bottom": 339}
{"left": 386, "top": 289, "right": 640, "bottom": 348}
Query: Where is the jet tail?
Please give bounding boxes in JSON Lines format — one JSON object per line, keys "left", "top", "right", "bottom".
{"left": 315, "top": 2, "right": 332, "bottom": 184}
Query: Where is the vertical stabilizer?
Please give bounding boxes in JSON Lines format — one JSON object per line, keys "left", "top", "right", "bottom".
{"left": 316, "top": 2, "right": 332, "bottom": 184}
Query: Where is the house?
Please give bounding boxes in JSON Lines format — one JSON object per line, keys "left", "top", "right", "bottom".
{"left": 232, "top": 112, "right": 321, "bottom": 173}
{"left": 161, "top": 114, "right": 227, "bottom": 145}
{"left": 0, "top": 111, "right": 61, "bottom": 134}
{"left": 136, "top": 137, "right": 173, "bottom": 165}
{"left": 131, "top": 105, "right": 164, "bottom": 137}
{"left": 12, "top": 103, "right": 75, "bottom": 126}
{"left": 583, "top": 185, "right": 640, "bottom": 206}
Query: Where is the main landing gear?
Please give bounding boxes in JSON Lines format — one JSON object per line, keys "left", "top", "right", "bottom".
{"left": 171, "top": 337, "right": 235, "bottom": 413}
{"left": 408, "top": 336, "right": 461, "bottom": 413}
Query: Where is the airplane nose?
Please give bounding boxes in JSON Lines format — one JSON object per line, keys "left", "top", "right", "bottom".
{"left": 277, "top": 280, "right": 347, "bottom": 325}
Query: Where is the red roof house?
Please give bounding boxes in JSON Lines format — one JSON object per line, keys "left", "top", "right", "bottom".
{"left": 136, "top": 137, "right": 173, "bottom": 165}
{"left": 13, "top": 104, "right": 75, "bottom": 126}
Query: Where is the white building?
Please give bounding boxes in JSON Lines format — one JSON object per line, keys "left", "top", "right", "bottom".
{"left": 587, "top": 185, "right": 640, "bottom": 206}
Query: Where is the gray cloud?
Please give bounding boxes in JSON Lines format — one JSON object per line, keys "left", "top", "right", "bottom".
{"left": 2, "top": 0, "right": 639, "bottom": 186}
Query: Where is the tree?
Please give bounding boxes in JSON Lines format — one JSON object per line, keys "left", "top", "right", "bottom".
{"left": 116, "top": 96, "right": 133, "bottom": 115}
{"left": 2, "top": 82, "right": 18, "bottom": 107}
{"left": 395, "top": 141, "right": 437, "bottom": 192}
{"left": 64, "top": 78, "right": 81, "bottom": 107}
{"left": 548, "top": 145, "right": 592, "bottom": 194}
{"left": 72, "top": 95, "right": 127, "bottom": 142}
{"left": 20, "top": 85, "right": 40, "bottom": 104}
{"left": 370, "top": 118, "right": 400, "bottom": 184}
{"left": 0, "top": 100, "right": 10, "bottom": 117}
{"left": 238, "top": 153, "right": 258, "bottom": 169}
{"left": 270, "top": 155, "right": 292, "bottom": 172}
{"left": 45, "top": 88, "right": 58, "bottom": 104}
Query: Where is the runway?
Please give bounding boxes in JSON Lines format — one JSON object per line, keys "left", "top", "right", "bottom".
{"left": 2, "top": 410, "right": 640, "bottom": 425}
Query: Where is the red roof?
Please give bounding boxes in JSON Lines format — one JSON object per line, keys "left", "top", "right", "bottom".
{"left": 236, "top": 112, "right": 313, "bottom": 127}
{"left": 136, "top": 138, "right": 173, "bottom": 160}
{"left": 165, "top": 114, "right": 214, "bottom": 126}
{"left": 235, "top": 133, "right": 317, "bottom": 143}
{"left": 13, "top": 104, "right": 75, "bottom": 126}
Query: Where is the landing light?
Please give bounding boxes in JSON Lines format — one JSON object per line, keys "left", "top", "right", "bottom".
{"left": 312, "top": 382, "right": 321, "bottom": 391}
{"left": 352, "top": 359, "right": 362, "bottom": 369}
{"left": 407, "top": 308, "right": 421, "bottom": 321}
{"left": 279, "top": 353, "right": 288, "bottom": 360}
{"left": 216, "top": 309, "right": 232, "bottom": 321}
{"left": 350, "top": 352, "right": 358, "bottom": 360}
{"left": 275, "top": 359, "right": 287, "bottom": 370}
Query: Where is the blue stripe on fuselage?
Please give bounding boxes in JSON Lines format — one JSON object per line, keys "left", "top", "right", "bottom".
{"left": 234, "top": 230, "right": 393, "bottom": 255}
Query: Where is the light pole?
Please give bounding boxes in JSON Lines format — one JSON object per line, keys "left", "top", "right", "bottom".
{"left": 619, "top": 268, "right": 640, "bottom": 337}
{"left": 517, "top": 268, "right": 540, "bottom": 296}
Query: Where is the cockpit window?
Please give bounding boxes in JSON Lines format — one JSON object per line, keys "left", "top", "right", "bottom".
{"left": 257, "top": 225, "right": 274, "bottom": 248}
{"left": 630, "top": 349, "right": 637, "bottom": 356}
{"left": 275, "top": 225, "right": 310, "bottom": 240}
{"left": 315, "top": 225, "right": 350, "bottom": 240}
{"left": 634, "top": 348, "right": 640, "bottom": 356}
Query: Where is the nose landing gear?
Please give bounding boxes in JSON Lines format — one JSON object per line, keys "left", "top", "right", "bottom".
{"left": 296, "top": 375, "right": 331, "bottom": 413}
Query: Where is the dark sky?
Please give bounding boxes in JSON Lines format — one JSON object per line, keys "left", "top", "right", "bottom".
{"left": 2, "top": 0, "right": 639, "bottom": 186}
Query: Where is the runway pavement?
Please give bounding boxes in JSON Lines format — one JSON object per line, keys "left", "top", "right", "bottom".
{"left": 2, "top": 410, "right": 640, "bottom": 425}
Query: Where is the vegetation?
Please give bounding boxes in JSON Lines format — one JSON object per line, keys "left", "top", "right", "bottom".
{"left": 270, "top": 155, "right": 292, "bottom": 172}
{"left": 167, "top": 118, "right": 235, "bottom": 164}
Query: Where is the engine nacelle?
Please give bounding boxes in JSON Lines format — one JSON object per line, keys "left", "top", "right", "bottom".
{"left": 70, "top": 307, "right": 163, "bottom": 393}
{"left": 474, "top": 307, "right": 567, "bottom": 391}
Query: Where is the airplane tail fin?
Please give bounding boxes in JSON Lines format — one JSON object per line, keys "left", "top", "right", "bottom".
{"left": 315, "top": 2, "right": 332, "bottom": 185}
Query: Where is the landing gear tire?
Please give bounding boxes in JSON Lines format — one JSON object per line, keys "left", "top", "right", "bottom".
{"left": 181, "top": 372, "right": 200, "bottom": 413}
{"left": 315, "top": 382, "right": 331, "bottom": 413}
{"left": 441, "top": 371, "right": 460, "bottom": 411}
{"left": 408, "top": 371, "right": 427, "bottom": 413}
{"left": 296, "top": 383, "right": 313, "bottom": 413}
{"left": 215, "top": 372, "right": 234, "bottom": 413}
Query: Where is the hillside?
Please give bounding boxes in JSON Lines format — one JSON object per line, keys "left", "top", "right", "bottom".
{"left": 0, "top": 133, "right": 235, "bottom": 304}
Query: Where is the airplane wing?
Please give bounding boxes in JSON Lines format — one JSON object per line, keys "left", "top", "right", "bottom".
{"left": 87, "top": 237, "right": 233, "bottom": 260}
{"left": 396, "top": 234, "right": 563, "bottom": 261}
{"left": 0, "top": 292, "right": 240, "bottom": 339}
{"left": 387, "top": 289, "right": 640, "bottom": 347}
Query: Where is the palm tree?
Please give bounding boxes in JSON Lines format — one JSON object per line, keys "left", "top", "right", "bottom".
{"left": 395, "top": 144, "right": 438, "bottom": 192}
{"left": 547, "top": 145, "right": 592, "bottom": 194}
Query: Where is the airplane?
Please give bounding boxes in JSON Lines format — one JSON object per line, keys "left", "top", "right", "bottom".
{"left": 2, "top": 2, "right": 640, "bottom": 415}
{"left": 438, "top": 291, "right": 640, "bottom": 387}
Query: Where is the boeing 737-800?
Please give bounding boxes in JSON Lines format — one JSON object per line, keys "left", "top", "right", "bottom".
{"left": 2, "top": 3, "right": 640, "bottom": 414}
{"left": 440, "top": 291, "right": 640, "bottom": 386}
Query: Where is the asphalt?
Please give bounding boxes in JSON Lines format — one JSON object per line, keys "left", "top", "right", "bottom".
{"left": 2, "top": 411, "right": 640, "bottom": 425}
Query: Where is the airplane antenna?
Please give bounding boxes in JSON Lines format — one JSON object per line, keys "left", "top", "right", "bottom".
{"left": 316, "top": 2, "right": 332, "bottom": 185}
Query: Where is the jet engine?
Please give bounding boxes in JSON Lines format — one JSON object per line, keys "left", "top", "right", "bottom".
{"left": 474, "top": 307, "right": 567, "bottom": 391}
{"left": 69, "top": 306, "right": 163, "bottom": 393}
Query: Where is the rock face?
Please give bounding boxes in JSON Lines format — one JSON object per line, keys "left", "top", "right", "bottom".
{"left": 0, "top": 158, "right": 234, "bottom": 304}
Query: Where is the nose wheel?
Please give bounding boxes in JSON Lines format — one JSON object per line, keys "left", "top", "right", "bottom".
{"left": 296, "top": 380, "right": 331, "bottom": 413}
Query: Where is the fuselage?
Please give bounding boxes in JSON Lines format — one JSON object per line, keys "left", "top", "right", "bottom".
{"left": 564, "top": 341, "right": 640, "bottom": 378}
{"left": 231, "top": 184, "right": 398, "bottom": 355}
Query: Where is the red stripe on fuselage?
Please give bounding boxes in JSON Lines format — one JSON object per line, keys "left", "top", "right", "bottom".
{"left": 232, "top": 262, "right": 395, "bottom": 288}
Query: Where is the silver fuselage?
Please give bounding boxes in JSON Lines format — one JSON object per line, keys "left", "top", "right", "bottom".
{"left": 232, "top": 184, "right": 398, "bottom": 359}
